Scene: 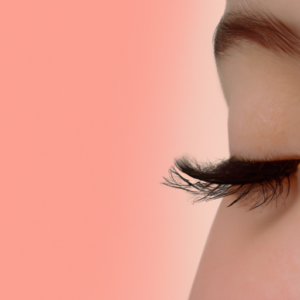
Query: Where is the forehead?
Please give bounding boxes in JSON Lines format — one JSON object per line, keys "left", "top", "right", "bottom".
{"left": 226, "top": 0, "right": 300, "bottom": 17}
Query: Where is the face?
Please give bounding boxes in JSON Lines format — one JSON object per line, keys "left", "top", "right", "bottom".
{"left": 189, "top": 1, "right": 300, "bottom": 299}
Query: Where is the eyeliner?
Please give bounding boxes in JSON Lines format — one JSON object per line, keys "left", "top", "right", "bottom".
{"left": 162, "top": 156, "right": 300, "bottom": 210}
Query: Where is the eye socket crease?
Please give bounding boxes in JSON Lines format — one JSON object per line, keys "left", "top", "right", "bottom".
{"left": 161, "top": 156, "right": 300, "bottom": 211}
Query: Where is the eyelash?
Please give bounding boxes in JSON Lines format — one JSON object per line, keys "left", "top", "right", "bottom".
{"left": 162, "top": 156, "right": 300, "bottom": 211}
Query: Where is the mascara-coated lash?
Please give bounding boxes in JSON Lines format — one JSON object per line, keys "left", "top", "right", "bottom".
{"left": 162, "top": 156, "right": 300, "bottom": 210}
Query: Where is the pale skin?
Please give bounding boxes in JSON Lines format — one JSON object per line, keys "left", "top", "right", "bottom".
{"left": 189, "top": 0, "right": 300, "bottom": 299}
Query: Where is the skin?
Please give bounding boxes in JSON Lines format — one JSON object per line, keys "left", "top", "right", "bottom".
{"left": 189, "top": 1, "right": 300, "bottom": 299}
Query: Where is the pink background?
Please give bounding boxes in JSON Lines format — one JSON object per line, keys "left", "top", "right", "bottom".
{"left": 0, "top": 1, "right": 227, "bottom": 299}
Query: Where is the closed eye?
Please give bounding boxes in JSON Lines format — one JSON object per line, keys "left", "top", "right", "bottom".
{"left": 161, "top": 155, "right": 300, "bottom": 211}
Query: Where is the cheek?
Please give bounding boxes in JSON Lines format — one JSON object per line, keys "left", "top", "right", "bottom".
{"left": 204, "top": 237, "right": 300, "bottom": 300}
{"left": 190, "top": 174, "right": 300, "bottom": 300}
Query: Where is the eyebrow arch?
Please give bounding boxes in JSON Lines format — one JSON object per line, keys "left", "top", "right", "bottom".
{"left": 213, "top": 8, "right": 300, "bottom": 59}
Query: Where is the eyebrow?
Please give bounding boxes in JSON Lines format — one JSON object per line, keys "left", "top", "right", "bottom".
{"left": 213, "top": 8, "right": 300, "bottom": 59}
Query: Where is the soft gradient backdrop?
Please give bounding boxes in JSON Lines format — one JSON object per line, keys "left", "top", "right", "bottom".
{"left": 0, "top": 1, "right": 227, "bottom": 299}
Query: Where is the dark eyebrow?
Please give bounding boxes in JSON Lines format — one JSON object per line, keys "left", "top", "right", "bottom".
{"left": 213, "top": 8, "right": 300, "bottom": 59}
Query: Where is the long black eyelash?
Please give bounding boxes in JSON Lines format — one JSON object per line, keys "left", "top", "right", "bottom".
{"left": 161, "top": 156, "right": 300, "bottom": 210}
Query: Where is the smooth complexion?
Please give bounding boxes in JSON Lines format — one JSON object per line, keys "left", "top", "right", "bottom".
{"left": 189, "top": 0, "right": 300, "bottom": 299}
{"left": 223, "top": 46, "right": 300, "bottom": 161}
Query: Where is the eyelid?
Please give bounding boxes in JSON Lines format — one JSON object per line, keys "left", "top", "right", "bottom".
{"left": 161, "top": 156, "right": 300, "bottom": 211}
